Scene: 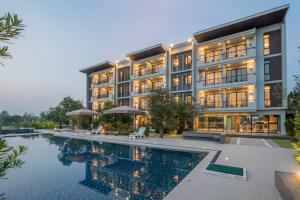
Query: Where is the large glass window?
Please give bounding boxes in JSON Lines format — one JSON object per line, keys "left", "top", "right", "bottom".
{"left": 205, "top": 71, "right": 222, "bottom": 85}
{"left": 264, "top": 61, "right": 270, "bottom": 81}
{"left": 205, "top": 49, "right": 221, "bottom": 63}
{"left": 118, "top": 67, "right": 130, "bottom": 82}
{"left": 172, "top": 54, "right": 180, "bottom": 72}
{"left": 197, "top": 117, "right": 224, "bottom": 132}
{"left": 264, "top": 86, "right": 271, "bottom": 107}
{"left": 226, "top": 44, "right": 246, "bottom": 58}
{"left": 205, "top": 93, "right": 222, "bottom": 108}
{"left": 226, "top": 68, "right": 247, "bottom": 83}
{"left": 226, "top": 91, "right": 247, "bottom": 107}
{"left": 184, "top": 52, "right": 192, "bottom": 69}
{"left": 263, "top": 34, "right": 270, "bottom": 55}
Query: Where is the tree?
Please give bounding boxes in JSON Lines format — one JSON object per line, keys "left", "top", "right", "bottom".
{"left": 44, "top": 96, "right": 84, "bottom": 128}
{"left": 147, "top": 88, "right": 176, "bottom": 138}
{"left": 0, "top": 140, "right": 27, "bottom": 177}
{"left": 174, "top": 101, "right": 194, "bottom": 134}
{"left": 286, "top": 47, "right": 300, "bottom": 134}
{"left": 0, "top": 13, "right": 24, "bottom": 66}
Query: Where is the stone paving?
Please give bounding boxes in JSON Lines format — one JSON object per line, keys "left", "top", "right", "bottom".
{"left": 37, "top": 130, "right": 300, "bottom": 200}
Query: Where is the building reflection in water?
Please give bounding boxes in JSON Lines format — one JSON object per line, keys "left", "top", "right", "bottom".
{"left": 50, "top": 137, "right": 207, "bottom": 200}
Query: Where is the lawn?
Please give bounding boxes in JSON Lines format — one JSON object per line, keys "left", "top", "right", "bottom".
{"left": 148, "top": 132, "right": 182, "bottom": 138}
{"left": 272, "top": 139, "right": 294, "bottom": 148}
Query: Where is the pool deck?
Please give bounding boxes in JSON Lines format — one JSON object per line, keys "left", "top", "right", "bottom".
{"left": 36, "top": 130, "right": 300, "bottom": 200}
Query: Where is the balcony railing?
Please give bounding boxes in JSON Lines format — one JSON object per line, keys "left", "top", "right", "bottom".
{"left": 172, "top": 84, "right": 192, "bottom": 91}
{"left": 202, "top": 74, "right": 252, "bottom": 86}
{"left": 93, "top": 94, "right": 113, "bottom": 100}
{"left": 92, "top": 79, "right": 113, "bottom": 86}
{"left": 134, "top": 84, "right": 165, "bottom": 94}
{"left": 134, "top": 66, "right": 164, "bottom": 77}
{"left": 201, "top": 46, "right": 255, "bottom": 64}
{"left": 201, "top": 100, "right": 248, "bottom": 109}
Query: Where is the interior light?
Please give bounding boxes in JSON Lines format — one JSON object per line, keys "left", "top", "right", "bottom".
{"left": 188, "top": 38, "right": 192, "bottom": 43}
{"left": 170, "top": 43, "right": 174, "bottom": 48}
{"left": 242, "top": 36, "right": 245, "bottom": 40}
{"left": 226, "top": 40, "right": 230, "bottom": 44}
{"left": 225, "top": 157, "right": 229, "bottom": 160}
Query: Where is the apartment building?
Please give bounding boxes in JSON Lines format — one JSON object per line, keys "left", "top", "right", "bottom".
{"left": 80, "top": 5, "right": 288, "bottom": 135}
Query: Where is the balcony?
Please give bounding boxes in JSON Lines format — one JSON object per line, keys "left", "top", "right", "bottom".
{"left": 91, "top": 79, "right": 114, "bottom": 87}
{"left": 133, "top": 83, "right": 165, "bottom": 95}
{"left": 134, "top": 67, "right": 165, "bottom": 78}
{"left": 171, "top": 84, "right": 192, "bottom": 91}
{"left": 197, "top": 73, "right": 256, "bottom": 89}
{"left": 200, "top": 100, "right": 249, "bottom": 110}
{"left": 197, "top": 41, "right": 256, "bottom": 67}
{"left": 91, "top": 94, "right": 114, "bottom": 101}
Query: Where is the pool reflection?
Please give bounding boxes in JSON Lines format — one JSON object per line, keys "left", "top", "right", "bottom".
{"left": 46, "top": 136, "right": 207, "bottom": 200}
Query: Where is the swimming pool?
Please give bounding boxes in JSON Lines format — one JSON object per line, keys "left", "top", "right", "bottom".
{"left": 0, "top": 134, "right": 207, "bottom": 200}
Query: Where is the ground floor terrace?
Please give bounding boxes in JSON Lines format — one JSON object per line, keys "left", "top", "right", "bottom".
{"left": 194, "top": 110, "right": 286, "bottom": 135}
{"left": 36, "top": 130, "right": 299, "bottom": 200}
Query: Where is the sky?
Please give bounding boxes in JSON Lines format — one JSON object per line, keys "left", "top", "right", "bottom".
{"left": 0, "top": 0, "right": 299, "bottom": 115}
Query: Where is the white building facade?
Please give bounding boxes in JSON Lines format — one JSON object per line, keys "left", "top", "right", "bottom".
{"left": 80, "top": 5, "right": 289, "bottom": 135}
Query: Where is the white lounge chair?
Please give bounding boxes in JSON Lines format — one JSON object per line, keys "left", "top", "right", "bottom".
{"left": 129, "top": 127, "right": 146, "bottom": 140}
{"left": 90, "top": 126, "right": 103, "bottom": 135}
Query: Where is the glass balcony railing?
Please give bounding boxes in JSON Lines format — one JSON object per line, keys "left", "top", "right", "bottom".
{"left": 202, "top": 74, "right": 251, "bottom": 86}
{"left": 92, "top": 79, "right": 113, "bottom": 86}
{"left": 201, "top": 45, "right": 254, "bottom": 64}
{"left": 134, "top": 66, "right": 164, "bottom": 77}
{"left": 134, "top": 84, "right": 165, "bottom": 94}
{"left": 201, "top": 99, "right": 248, "bottom": 109}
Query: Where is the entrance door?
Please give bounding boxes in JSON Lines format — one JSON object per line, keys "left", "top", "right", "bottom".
{"left": 226, "top": 116, "right": 236, "bottom": 133}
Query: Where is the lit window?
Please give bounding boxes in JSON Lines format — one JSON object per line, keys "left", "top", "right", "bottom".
{"left": 264, "top": 61, "right": 270, "bottom": 81}
{"left": 263, "top": 34, "right": 270, "bottom": 55}
{"left": 264, "top": 86, "right": 271, "bottom": 107}
{"left": 172, "top": 77, "right": 180, "bottom": 86}
{"left": 184, "top": 75, "right": 192, "bottom": 85}
{"left": 184, "top": 95, "right": 192, "bottom": 104}
{"left": 184, "top": 55, "right": 192, "bottom": 66}
{"left": 172, "top": 55, "right": 180, "bottom": 72}
{"left": 92, "top": 74, "right": 98, "bottom": 84}
{"left": 173, "top": 96, "right": 180, "bottom": 102}
{"left": 92, "top": 101, "right": 99, "bottom": 111}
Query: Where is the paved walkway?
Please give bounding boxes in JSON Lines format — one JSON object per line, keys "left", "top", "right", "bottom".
{"left": 230, "top": 137, "right": 279, "bottom": 148}
{"left": 36, "top": 130, "right": 299, "bottom": 200}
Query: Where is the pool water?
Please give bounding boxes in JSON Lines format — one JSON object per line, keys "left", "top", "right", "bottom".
{"left": 0, "top": 134, "right": 207, "bottom": 200}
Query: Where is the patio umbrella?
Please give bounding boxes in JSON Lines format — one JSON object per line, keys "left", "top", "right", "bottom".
{"left": 66, "top": 109, "right": 99, "bottom": 130}
{"left": 102, "top": 106, "right": 146, "bottom": 115}
{"left": 102, "top": 106, "right": 147, "bottom": 129}
{"left": 66, "top": 109, "right": 99, "bottom": 116}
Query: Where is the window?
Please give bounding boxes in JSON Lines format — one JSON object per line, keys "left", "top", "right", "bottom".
{"left": 92, "top": 74, "right": 99, "bottom": 85}
{"left": 92, "top": 101, "right": 99, "bottom": 111}
{"left": 118, "top": 98, "right": 130, "bottom": 106}
{"left": 184, "top": 74, "right": 192, "bottom": 85}
{"left": 172, "top": 55, "right": 180, "bottom": 72}
{"left": 205, "top": 93, "right": 222, "bottom": 108}
{"left": 264, "top": 86, "right": 271, "bottom": 107}
{"left": 263, "top": 34, "right": 270, "bottom": 55}
{"left": 226, "top": 68, "right": 247, "bottom": 83}
{"left": 264, "top": 61, "right": 270, "bottom": 81}
{"left": 184, "top": 52, "right": 192, "bottom": 69}
{"left": 183, "top": 93, "right": 192, "bottom": 104}
{"left": 226, "top": 91, "right": 247, "bottom": 107}
{"left": 226, "top": 44, "right": 246, "bottom": 58}
{"left": 172, "top": 77, "right": 180, "bottom": 86}
{"left": 205, "top": 49, "right": 221, "bottom": 63}
{"left": 118, "top": 67, "right": 130, "bottom": 82}
{"left": 205, "top": 71, "right": 222, "bottom": 85}
{"left": 173, "top": 95, "right": 180, "bottom": 102}
{"left": 118, "top": 83, "right": 129, "bottom": 97}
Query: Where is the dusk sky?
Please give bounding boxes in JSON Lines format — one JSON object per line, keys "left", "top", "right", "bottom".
{"left": 0, "top": 0, "right": 299, "bottom": 115}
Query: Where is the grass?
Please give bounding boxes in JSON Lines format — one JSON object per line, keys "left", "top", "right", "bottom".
{"left": 272, "top": 139, "right": 294, "bottom": 148}
{"left": 148, "top": 131, "right": 182, "bottom": 138}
